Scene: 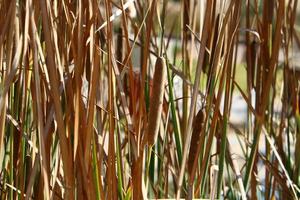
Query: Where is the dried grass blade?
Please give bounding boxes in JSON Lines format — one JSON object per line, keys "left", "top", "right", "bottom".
{"left": 95, "top": 0, "right": 135, "bottom": 32}
{"left": 38, "top": 0, "right": 74, "bottom": 197}
{"left": 105, "top": 0, "right": 118, "bottom": 198}
{"left": 30, "top": 9, "right": 50, "bottom": 198}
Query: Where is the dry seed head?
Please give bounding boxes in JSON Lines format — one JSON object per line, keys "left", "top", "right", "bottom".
{"left": 188, "top": 108, "right": 206, "bottom": 175}
{"left": 146, "top": 57, "right": 167, "bottom": 146}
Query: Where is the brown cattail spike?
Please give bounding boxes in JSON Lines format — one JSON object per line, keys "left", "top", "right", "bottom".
{"left": 188, "top": 108, "right": 206, "bottom": 175}
{"left": 146, "top": 57, "right": 167, "bottom": 146}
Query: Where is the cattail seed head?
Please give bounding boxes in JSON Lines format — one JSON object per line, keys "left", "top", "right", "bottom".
{"left": 188, "top": 108, "right": 206, "bottom": 175}
{"left": 146, "top": 57, "right": 167, "bottom": 146}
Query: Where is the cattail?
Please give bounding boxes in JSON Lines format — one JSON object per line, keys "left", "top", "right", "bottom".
{"left": 188, "top": 108, "right": 206, "bottom": 175}
{"left": 146, "top": 57, "right": 167, "bottom": 146}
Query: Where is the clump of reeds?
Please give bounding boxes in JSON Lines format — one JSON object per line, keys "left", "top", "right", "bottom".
{"left": 0, "top": 0, "right": 300, "bottom": 199}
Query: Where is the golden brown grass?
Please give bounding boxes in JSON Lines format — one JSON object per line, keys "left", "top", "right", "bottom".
{"left": 0, "top": 0, "right": 300, "bottom": 199}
